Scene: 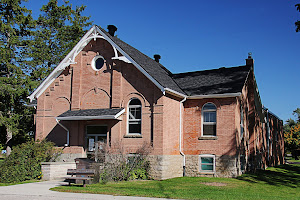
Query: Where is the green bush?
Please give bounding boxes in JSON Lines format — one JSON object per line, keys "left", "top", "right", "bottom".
{"left": 0, "top": 140, "right": 60, "bottom": 183}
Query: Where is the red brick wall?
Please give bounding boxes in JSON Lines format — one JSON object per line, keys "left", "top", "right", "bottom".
{"left": 182, "top": 97, "right": 237, "bottom": 156}
{"left": 35, "top": 38, "right": 168, "bottom": 155}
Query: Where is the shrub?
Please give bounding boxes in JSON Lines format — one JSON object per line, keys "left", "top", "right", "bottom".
{"left": 0, "top": 140, "right": 61, "bottom": 183}
{"left": 93, "top": 142, "right": 152, "bottom": 184}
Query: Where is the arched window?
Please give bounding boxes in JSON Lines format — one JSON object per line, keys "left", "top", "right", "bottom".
{"left": 128, "top": 98, "right": 142, "bottom": 134}
{"left": 202, "top": 103, "right": 217, "bottom": 136}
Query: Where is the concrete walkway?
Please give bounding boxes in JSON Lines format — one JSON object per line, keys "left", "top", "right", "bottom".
{"left": 0, "top": 180, "right": 178, "bottom": 200}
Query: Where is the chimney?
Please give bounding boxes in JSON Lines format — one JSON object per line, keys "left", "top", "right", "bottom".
{"left": 154, "top": 54, "right": 161, "bottom": 63}
{"left": 246, "top": 52, "right": 254, "bottom": 67}
{"left": 107, "top": 25, "right": 117, "bottom": 36}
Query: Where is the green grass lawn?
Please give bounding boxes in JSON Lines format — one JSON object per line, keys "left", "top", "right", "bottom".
{"left": 285, "top": 156, "right": 300, "bottom": 163}
{"left": 51, "top": 164, "right": 300, "bottom": 200}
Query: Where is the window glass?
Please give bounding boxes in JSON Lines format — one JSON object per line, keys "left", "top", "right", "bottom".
{"left": 200, "top": 155, "right": 215, "bottom": 172}
{"left": 129, "top": 123, "right": 141, "bottom": 134}
{"left": 202, "top": 103, "right": 217, "bottom": 136}
{"left": 129, "top": 98, "right": 141, "bottom": 105}
{"left": 201, "top": 164, "right": 214, "bottom": 171}
{"left": 95, "top": 57, "right": 104, "bottom": 70}
{"left": 203, "top": 103, "right": 216, "bottom": 110}
{"left": 201, "top": 157, "right": 213, "bottom": 163}
{"left": 86, "top": 125, "right": 107, "bottom": 152}
{"left": 128, "top": 98, "right": 142, "bottom": 134}
{"left": 204, "top": 112, "right": 216, "bottom": 122}
{"left": 203, "top": 125, "right": 216, "bottom": 136}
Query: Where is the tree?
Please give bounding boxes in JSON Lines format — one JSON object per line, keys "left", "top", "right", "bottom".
{"left": 0, "top": 0, "right": 92, "bottom": 154}
{"left": 296, "top": 4, "right": 300, "bottom": 32}
{"left": 293, "top": 108, "right": 300, "bottom": 122}
{"left": 0, "top": 0, "right": 35, "bottom": 155}
{"left": 284, "top": 123, "right": 300, "bottom": 159}
{"left": 23, "top": 0, "right": 92, "bottom": 87}
{"left": 284, "top": 108, "right": 300, "bottom": 159}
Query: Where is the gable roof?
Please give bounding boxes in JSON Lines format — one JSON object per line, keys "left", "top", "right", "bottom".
{"left": 172, "top": 65, "right": 251, "bottom": 96}
{"left": 28, "top": 25, "right": 252, "bottom": 102}
{"left": 28, "top": 25, "right": 184, "bottom": 102}
{"left": 97, "top": 27, "right": 185, "bottom": 94}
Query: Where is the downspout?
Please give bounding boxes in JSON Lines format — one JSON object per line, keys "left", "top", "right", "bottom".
{"left": 56, "top": 119, "right": 69, "bottom": 146}
{"left": 180, "top": 97, "right": 187, "bottom": 176}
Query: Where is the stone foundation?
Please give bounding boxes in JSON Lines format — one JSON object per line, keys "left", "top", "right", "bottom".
{"left": 55, "top": 153, "right": 86, "bottom": 162}
{"left": 41, "top": 162, "right": 76, "bottom": 180}
{"left": 147, "top": 155, "right": 183, "bottom": 180}
{"left": 185, "top": 155, "right": 238, "bottom": 177}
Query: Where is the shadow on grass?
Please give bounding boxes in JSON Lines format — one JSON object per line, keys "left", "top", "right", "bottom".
{"left": 237, "top": 164, "right": 300, "bottom": 188}
{"left": 157, "top": 181, "right": 171, "bottom": 199}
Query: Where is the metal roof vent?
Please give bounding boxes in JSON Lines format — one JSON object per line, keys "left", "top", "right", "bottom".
{"left": 154, "top": 54, "right": 161, "bottom": 63}
{"left": 107, "top": 25, "right": 117, "bottom": 36}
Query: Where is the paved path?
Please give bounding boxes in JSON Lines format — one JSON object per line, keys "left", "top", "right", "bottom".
{"left": 0, "top": 180, "right": 177, "bottom": 200}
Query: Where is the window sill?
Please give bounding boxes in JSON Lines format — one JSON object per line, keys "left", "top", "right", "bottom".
{"left": 123, "top": 134, "right": 142, "bottom": 138}
{"left": 198, "top": 171, "right": 215, "bottom": 175}
{"left": 198, "top": 136, "right": 218, "bottom": 140}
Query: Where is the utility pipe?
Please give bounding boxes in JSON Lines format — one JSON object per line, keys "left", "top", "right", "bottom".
{"left": 56, "top": 119, "right": 69, "bottom": 146}
{"left": 179, "top": 97, "right": 187, "bottom": 176}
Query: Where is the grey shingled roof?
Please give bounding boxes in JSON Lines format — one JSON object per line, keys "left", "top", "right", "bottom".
{"left": 58, "top": 108, "right": 124, "bottom": 118}
{"left": 98, "top": 26, "right": 252, "bottom": 96}
{"left": 172, "top": 65, "right": 251, "bottom": 96}
{"left": 98, "top": 26, "right": 184, "bottom": 94}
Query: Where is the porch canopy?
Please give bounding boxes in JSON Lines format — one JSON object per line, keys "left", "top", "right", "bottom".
{"left": 56, "top": 108, "right": 125, "bottom": 121}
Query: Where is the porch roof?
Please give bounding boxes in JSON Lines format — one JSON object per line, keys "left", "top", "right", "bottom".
{"left": 56, "top": 108, "right": 125, "bottom": 121}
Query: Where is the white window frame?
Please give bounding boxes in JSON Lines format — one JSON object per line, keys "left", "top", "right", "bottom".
{"left": 199, "top": 154, "right": 216, "bottom": 173}
{"left": 127, "top": 98, "right": 142, "bottom": 135}
{"left": 91, "top": 55, "right": 105, "bottom": 71}
{"left": 201, "top": 103, "right": 217, "bottom": 137}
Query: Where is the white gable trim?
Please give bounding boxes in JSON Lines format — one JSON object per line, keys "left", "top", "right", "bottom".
{"left": 94, "top": 26, "right": 165, "bottom": 93}
{"left": 28, "top": 25, "right": 165, "bottom": 102}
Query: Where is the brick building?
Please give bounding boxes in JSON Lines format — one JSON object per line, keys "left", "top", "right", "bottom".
{"left": 28, "top": 25, "right": 284, "bottom": 179}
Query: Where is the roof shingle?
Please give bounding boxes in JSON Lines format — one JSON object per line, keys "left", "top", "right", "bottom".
{"left": 57, "top": 108, "right": 124, "bottom": 120}
{"left": 98, "top": 27, "right": 185, "bottom": 94}
{"left": 172, "top": 65, "right": 251, "bottom": 96}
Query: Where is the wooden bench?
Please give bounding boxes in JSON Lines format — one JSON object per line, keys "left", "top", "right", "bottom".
{"left": 65, "top": 169, "right": 95, "bottom": 187}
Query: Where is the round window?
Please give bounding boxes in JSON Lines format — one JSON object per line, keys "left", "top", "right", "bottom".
{"left": 91, "top": 55, "right": 105, "bottom": 71}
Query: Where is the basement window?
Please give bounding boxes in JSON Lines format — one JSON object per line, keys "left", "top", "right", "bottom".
{"left": 199, "top": 154, "right": 215, "bottom": 173}
{"left": 91, "top": 55, "right": 105, "bottom": 71}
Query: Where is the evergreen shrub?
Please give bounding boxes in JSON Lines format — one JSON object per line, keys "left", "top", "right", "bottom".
{"left": 0, "top": 140, "right": 60, "bottom": 183}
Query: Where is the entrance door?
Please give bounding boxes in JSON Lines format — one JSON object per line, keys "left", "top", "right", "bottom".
{"left": 86, "top": 125, "right": 107, "bottom": 152}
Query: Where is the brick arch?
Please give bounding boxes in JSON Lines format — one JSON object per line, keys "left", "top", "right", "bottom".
{"left": 198, "top": 99, "right": 221, "bottom": 111}
{"left": 121, "top": 92, "right": 147, "bottom": 108}
{"left": 50, "top": 97, "right": 70, "bottom": 116}
{"left": 81, "top": 87, "right": 110, "bottom": 109}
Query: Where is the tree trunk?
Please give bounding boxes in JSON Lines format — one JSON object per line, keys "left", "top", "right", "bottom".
{"left": 5, "top": 126, "right": 12, "bottom": 156}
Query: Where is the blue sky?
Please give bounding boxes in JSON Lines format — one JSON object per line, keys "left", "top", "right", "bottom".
{"left": 25, "top": 0, "right": 300, "bottom": 122}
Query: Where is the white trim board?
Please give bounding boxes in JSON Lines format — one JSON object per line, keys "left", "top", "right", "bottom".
{"left": 28, "top": 25, "right": 165, "bottom": 102}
